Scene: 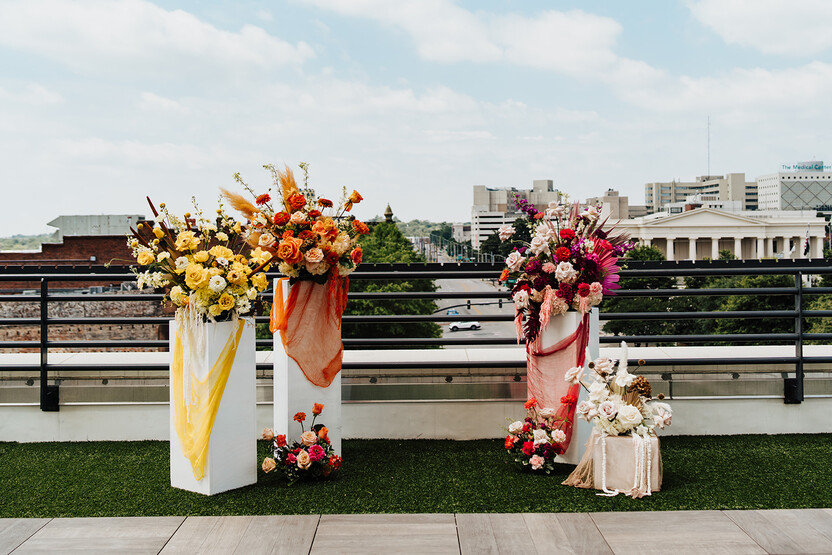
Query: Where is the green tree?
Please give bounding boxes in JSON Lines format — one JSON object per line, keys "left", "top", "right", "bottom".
{"left": 478, "top": 217, "right": 531, "bottom": 259}
{"left": 343, "top": 221, "right": 441, "bottom": 345}
{"left": 602, "top": 245, "right": 676, "bottom": 340}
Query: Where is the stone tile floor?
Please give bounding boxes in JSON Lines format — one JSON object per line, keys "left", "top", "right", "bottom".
{"left": 2, "top": 509, "right": 832, "bottom": 554}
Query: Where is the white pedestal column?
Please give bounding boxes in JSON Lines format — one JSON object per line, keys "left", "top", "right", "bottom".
{"left": 689, "top": 238, "right": 697, "bottom": 261}
{"left": 273, "top": 278, "right": 342, "bottom": 455}
{"left": 536, "top": 308, "right": 599, "bottom": 466}
{"left": 711, "top": 238, "right": 719, "bottom": 260}
{"left": 666, "top": 238, "right": 675, "bottom": 261}
{"left": 734, "top": 237, "right": 743, "bottom": 259}
{"left": 169, "top": 318, "right": 257, "bottom": 495}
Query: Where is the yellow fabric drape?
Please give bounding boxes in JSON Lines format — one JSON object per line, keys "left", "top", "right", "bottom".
{"left": 171, "top": 319, "right": 245, "bottom": 480}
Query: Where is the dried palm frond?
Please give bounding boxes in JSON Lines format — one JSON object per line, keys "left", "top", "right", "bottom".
{"left": 277, "top": 165, "right": 299, "bottom": 209}
{"left": 622, "top": 390, "right": 643, "bottom": 410}
{"left": 220, "top": 188, "right": 259, "bottom": 220}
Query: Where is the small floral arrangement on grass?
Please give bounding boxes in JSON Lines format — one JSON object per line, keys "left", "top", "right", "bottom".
{"left": 223, "top": 163, "right": 368, "bottom": 284}
{"left": 504, "top": 397, "right": 571, "bottom": 474}
{"left": 127, "top": 197, "right": 270, "bottom": 320}
{"left": 498, "top": 198, "right": 634, "bottom": 343}
{"left": 261, "top": 403, "right": 341, "bottom": 484}
{"left": 568, "top": 343, "right": 672, "bottom": 437}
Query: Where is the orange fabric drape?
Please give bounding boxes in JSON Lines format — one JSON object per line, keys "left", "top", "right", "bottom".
{"left": 526, "top": 314, "right": 590, "bottom": 451}
{"left": 270, "top": 276, "right": 349, "bottom": 387}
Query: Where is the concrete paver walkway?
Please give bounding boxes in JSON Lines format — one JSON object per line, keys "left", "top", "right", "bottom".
{"left": 3, "top": 509, "right": 832, "bottom": 554}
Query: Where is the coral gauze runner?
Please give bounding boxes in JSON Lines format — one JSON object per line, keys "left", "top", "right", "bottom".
{"left": 526, "top": 313, "right": 590, "bottom": 451}
{"left": 270, "top": 277, "right": 349, "bottom": 387}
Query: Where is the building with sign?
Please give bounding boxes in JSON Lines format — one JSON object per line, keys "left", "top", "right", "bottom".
{"left": 644, "top": 173, "right": 757, "bottom": 214}
{"left": 756, "top": 162, "right": 832, "bottom": 213}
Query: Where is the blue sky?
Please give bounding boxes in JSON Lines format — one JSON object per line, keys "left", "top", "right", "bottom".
{"left": 2, "top": 0, "right": 831, "bottom": 235}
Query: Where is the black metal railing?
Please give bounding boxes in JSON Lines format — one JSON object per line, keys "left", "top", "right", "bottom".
{"left": 0, "top": 259, "right": 830, "bottom": 409}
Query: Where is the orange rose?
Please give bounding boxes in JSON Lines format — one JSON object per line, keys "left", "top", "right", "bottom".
{"left": 353, "top": 220, "right": 370, "bottom": 235}
{"left": 348, "top": 190, "right": 363, "bottom": 204}
{"left": 350, "top": 246, "right": 363, "bottom": 265}
{"left": 318, "top": 426, "right": 329, "bottom": 440}
{"left": 262, "top": 427, "right": 275, "bottom": 441}
{"left": 262, "top": 457, "right": 276, "bottom": 473}
{"left": 275, "top": 434, "right": 287, "bottom": 448}
{"left": 287, "top": 193, "right": 306, "bottom": 211}
{"left": 277, "top": 238, "right": 303, "bottom": 264}
{"left": 499, "top": 268, "right": 509, "bottom": 282}
{"left": 312, "top": 402, "right": 324, "bottom": 415}
{"left": 273, "top": 211, "right": 290, "bottom": 226}
{"left": 282, "top": 230, "right": 294, "bottom": 239}
{"left": 524, "top": 398, "right": 537, "bottom": 409}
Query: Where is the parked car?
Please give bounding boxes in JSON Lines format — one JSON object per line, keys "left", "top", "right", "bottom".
{"left": 448, "top": 321, "right": 481, "bottom": 331}
{"left": 446, "top": 309, "right": 459, "bottom": 315}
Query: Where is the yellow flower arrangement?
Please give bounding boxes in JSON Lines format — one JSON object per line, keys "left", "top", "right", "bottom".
{"left": 127, "top": 197, "right": 271, "bottom": 320}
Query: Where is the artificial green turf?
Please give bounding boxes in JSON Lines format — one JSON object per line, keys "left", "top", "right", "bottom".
{"left": 1, "top": 435, "right": 830, "bottom": 517}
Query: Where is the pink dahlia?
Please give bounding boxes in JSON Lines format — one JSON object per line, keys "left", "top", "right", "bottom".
{"left": 308, "top": 444, "right": 326, "bottom": 462}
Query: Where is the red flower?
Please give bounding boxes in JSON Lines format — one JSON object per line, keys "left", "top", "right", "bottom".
{"left": 318, "top": 198, "right": 333, "bottom": 208}
{"left": 560, "top": 229, "right": 576, "bottom": 240}
{"left": 555, "top": 246, "right": 572, "bottom": 261}
{"left": 522, "top": 441, "right": 535, "bottom": 456}
{"left": 286, "top": 453, "right": 297, "bottom": 464}
{"left": 524, "top": 398, "right": 538, "bottom": 409}
{"left": 312, "top": 403, "right": 324, "bottom": 415}
{"left": 350, "top": 246, "right": 363, "bottom": 265}
{"left": 560, "top": 395, "right": 577, "bottom": 406}
{"left": 298, "top": 230, "right": 314, "bottom": 241}
{"left": 522, "top": 422, "right": 532, "bottom": 433}
{"left": 325, "top": 250, "right": 340, "bottom": 264}
{"left": 328, "top": 455, "right": 342, "bottom": 469}
{"left": 275, "top": 434, "right": 287, "bottom": 448}
{"left": 287, "top": 193, "right": 306, "bottom": 211}
{"left": 577, "top": 283, "right": 591, "bottom": 297}
{"left": 499, "top": 268, "right": 509, "bottom": 282}
{"left": 282, "top": 230, "right": 295, "bottom": 240}
{"left": 293, "top": 412, "right": 306, "bottom": 423}
{"left": 552, "top": 443, "right": 565, "bottom": 455}
{"left": 532, "top": 212, "right": 544, "bottom": 219}
{"left": 273, "top": 211, "right": 290, "bottom": 226}
{"left": 255, "top": 193, "right": 271, "bottom": 205}
{"left": 353, "top": 220, "right": 370, "bottom": 235}
{"left": 308, "top": 209, "right": 321, "bottom": 218}
{"left": 505, "top": 435, "right": 517, "bottom": 449}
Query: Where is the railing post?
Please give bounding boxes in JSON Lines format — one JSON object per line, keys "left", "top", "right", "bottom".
{"left": 39, "top": 278, "right": 59, "bottom": 411}
{"left": 785, "top": 271, "right": 804, "bottom": 404}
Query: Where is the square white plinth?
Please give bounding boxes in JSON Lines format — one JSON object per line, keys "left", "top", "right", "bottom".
{"left": 169, "top": 318, "right": 257, "bottom": 495}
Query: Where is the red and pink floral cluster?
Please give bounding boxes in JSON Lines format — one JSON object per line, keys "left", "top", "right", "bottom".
{"left": 504, "top": 397, "right": 574, "bottom": 474}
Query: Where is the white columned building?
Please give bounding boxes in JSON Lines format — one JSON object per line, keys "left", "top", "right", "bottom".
{"left": 615, "top": 208, "right": 826, "bottom": 260}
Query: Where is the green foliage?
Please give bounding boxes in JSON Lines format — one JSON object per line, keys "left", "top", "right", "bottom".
{"left": 602, "top": 245, "right": 675, "bottom": 339}
{"left": 343, "top": 222, "right": 441, "bottom": 344}
{"left": 478, "top": 217, "right": 531, "bottom": 258}
{"left": 1, "top": 435, "right": 831, "bottom": 517}
{"left": 806, "top": 294, "right": 832, "bottom": 341}
{"left": 0, "top": 233, "right": 56, "bottom": 250}
{"left": 395, "top": 219, "right": 454, "bottom": 238}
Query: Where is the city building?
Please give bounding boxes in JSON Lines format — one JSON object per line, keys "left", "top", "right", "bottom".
{"left": 452, "top": 222, "right": 471, "bottom": 243}
{"left": 586, "top": 189, "right": 648, "bottom": 220}
{"left": 644, "top": 173, "right": 757, "bottom": 214}
{"left": 617, "top": 208, "right": 826, "bottom": 260}
{"left": 756, "top": 162, "right": 832, "bottom": 214}
{"left": 470, "top": 180, "right": 563, "bottom": 248}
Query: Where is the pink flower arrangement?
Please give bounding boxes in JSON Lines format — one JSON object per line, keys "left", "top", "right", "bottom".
{"left": 499, "top": 198, "right": 634, "bottom": 343}
{"left": 504, "top": 397, "right": 569, "bottom": 474}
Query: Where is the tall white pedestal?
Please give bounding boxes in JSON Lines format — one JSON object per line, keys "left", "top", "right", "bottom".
{"left": 273, "top": 279, "right": 342, "bottom": 455}
{"left": 169, "top": 318, "right": 257, "bottom": 495}
{"left": 535, "top": 308, "right": 598, "bottom": 466}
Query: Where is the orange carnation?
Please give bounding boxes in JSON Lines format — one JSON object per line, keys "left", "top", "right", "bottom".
{"left": 287, "top": 193, "right": 306, "bottom": 211}
{"left": 505, "top": 435, "right": 517, "bottom": 449}
{"left": 308, "top": 209, "right": 321, "bottom": 218}
{"left": 277, "top": 237, "right": 303, "bottom": 264}
{"left": 350, "top": 246, "right": 363, "bottom": 265}
{"left": 273, "top": 211, "right": 290, "bottom": 226}
{"left": 353, "top": 220, "right": 370, "bottom": 235}
{"left": 293, "top": 412, "right": 306, "bottom": 423}
{"left": 524, "top": 398, "right": 538, "bottom": 409}
{"left": 312, "top": 402, "right": 324, "bottom": 415}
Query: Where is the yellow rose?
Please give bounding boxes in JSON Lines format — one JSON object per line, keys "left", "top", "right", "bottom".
{"left": 175, "top": 231, "right": 199, "bottom": 251}
{"left": 209, "top": 245, "right": 234, "bottom": 260}
{"left": 218, "top": 293, "right": 235, "bottom": 311}
{"left": 153, "top": 227, "right": 165, "bottom": 239}
{"left": 208, "top": 267, "right": 223, "bottom": 277}
{"left": 194, "top": 250, "right": 209, "bottom": 263}
{"left": 251, "top": 272, "right": 268, "bottom": 291}
{"left": 208, "top": 304, "right": 223, "bottom": 316}
{"left": 136, "top": 251, "right": 155, "bottom": 265}
{"left": 184, "top": 263, "right": 209, "bottom": 290}
{"left": 169, "top": 285, "right": 184, "bottom": 305}
{"left": 226, "top": 268, "right": 247, "bottom": 286}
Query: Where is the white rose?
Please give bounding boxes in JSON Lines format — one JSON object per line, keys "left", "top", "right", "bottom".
{"left": 505, "top": 251, "right": 525, "bottom": 272}
{"left": 588, "top": 380, "right": 609, "bottom": 402}
{"left": 651, "top": 402, "right": 672, "bottom": 429}
{"left": 208, "top": 275, "right": 227, "bottom": 293}
{"left": 508, "top": 421, "right": 524, "bottom": 435}
{"left": 538, "top": 407, "right": 557, "bottom": 418}
{"left": 551, "top": 429, "right": 567, "bottom": 443}
{"left": 498, "top": 224, "right": 515, "bottom": 241}
{"left": 513, "top": 289, "right": 530, "bottom": 309}
{"left": 175, "top": 256, "right": 190, "bottom": 271}
{"left": 216, "top": 232, "right": 229, "bottom": 242}
{"left": 532, "top": 429, "right": 549, "bottom": 446}
{"left": 598, "top": 400, "right": 617, "bottom": 420}
{"left": 616, "top": 404, "right": 643, "bottom": 429}
{"left": 555, "top": 261, "right": 577, "bottom": 283}
{"left": 592, "top": 357, "right": 616, "bottom": 375}
{"left": 528, "top": 236, "right": 550, "bottom": 256}
{"left": 259, "top": 233, "right": 276, "bottom": 247}
{"left": 246, "top": 287, "right": 258, "bottom": 300}
{"left": 290, "top": 211, "right": 306, "bottom": 224}
{"left": 564, "top": 366, "right": 583, "bottom": 384}
{"left": 547, "top": 202, "right": 565, "bottom": 219}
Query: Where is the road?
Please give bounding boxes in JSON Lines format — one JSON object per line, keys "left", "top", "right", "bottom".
{"left": 435, "top": 277, "right": 517, "bottom": 348}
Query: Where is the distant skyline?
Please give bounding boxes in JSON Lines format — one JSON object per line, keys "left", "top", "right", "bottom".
{"left": 2, "top": 0, "right": 831, "bottom": 235}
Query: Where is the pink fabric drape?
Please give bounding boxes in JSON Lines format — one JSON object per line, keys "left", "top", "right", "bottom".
{"left": 526, "top": 313, "right": 590, "bottom": 451}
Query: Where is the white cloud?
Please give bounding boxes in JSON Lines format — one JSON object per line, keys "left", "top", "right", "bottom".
{"left": 138, "top": 92, "right": 189, "bottom": 114}
{"left": 0, "top": 83, "right": 63, "bottom": 105}
{"left": 689, "top": 0, "right": 832, "bottom": 56}
{"left": 0, "top": 0, "right": 314, "bottom": 80}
